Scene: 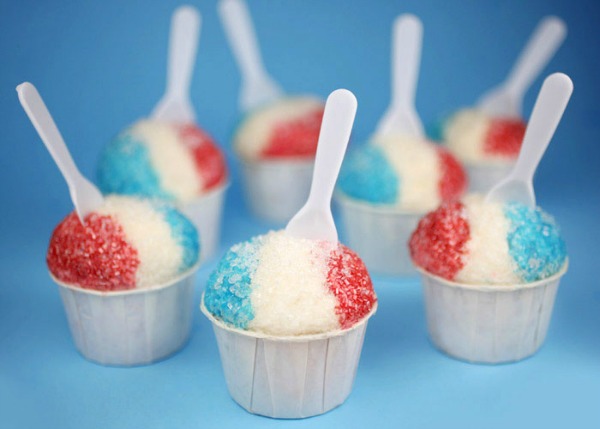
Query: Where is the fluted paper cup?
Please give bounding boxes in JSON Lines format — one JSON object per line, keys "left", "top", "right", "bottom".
{"left": 466, "top": 161, "right": 513, "bottom": 193}
{"left": 418, "top": 263, "right": 568, "bottom": 364}
{"left": 184, "top": 182, "right": 229, "bottom": 262}
{"left": 201, "top": 298, "right": 377, "bottom": 419}
{"left": 238, "top": 157, "right": 314, "bottom": 223}
{"left": 54, "top": 264, "right": 199, "bottom": 366}
{"left": 335, "top": 193, "right": 422, "bottom": 276}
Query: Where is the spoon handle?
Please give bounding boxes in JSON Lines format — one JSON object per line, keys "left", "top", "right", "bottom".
{"left": 391, "top": 14, "right": 422, "bottom": 110}
{"left": 509, "top": 73, "right": 572, "bottom": 184}
{"left": 504, "top": 16, "right": 566, "bottom": 102}
{"left": 486, "top": 73, "right": 573, "bottom": 207}
{"left": 152, "top": 6, "right": 200, "bottom": 123}
{"left": 374, "top": 14, "right": 424, "bottom": 139}
{"left": 17, "top": 83, "right": 83, "bottom": 189}
{"left": 285, "top": 89, "right": 357, "bottom": 243}
{"left": 166, "top": 6, "right": 200, "bottom": 100}
{"left": 218, "top": 0, "right": 282, "bottom": 111}
{"left": 309, "top": 89, "right": 357, "bottom": 208}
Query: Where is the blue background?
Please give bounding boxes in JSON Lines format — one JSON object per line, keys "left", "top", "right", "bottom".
{"left": 1, "top": 0, "right": 599, "bottom": 427}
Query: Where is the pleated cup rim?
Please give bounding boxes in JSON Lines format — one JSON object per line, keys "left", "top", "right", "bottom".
{"left": 189, "top": 180, "right": 231, "bottom": 203}
{"left": 416, "top": 259, "right": 569, "bottom": 292}
{"left": 464, "top": 158, "right": 516, "bottom": 168}
{"left": 334, "top": 191, "right": 430, "bottom": 217}
{"left": 201, "top": 294, "right": 377, "bottom": 343}
{"left": 50, "top": 261, "right": 201, "bottom": 297}
{"left": 236, "top": 153, "right": 316, "bottom": 168}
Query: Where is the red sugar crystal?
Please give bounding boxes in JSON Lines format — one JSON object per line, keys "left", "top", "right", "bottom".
{"left": 179, "top": 124, "right": 228, "bottom": 191}
{"left": 47, "top": 212, "right": 139, "bottom": 291}
{"left": 326, "top": 244, "right": 377, "bottom": 329}
{"left": 436, "top": 147, "right": 467, "bottom": 202}
{"left": 483, "top": 118, "right": 526, "bottom": 158}
{"left": 262, "top": 107, "right": 325, "bottom": 158}
{"left": 409, "top": 201, "right": 470, "bottom": 280}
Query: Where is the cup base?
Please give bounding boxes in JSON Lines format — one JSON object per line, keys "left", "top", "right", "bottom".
{"left": 55, "top": 266, "right": 198, "bottom": 367}
{"left": 183, "top": 182, "right": 229, "bottom": 262}
{"left": 336, "top": 193, "right": 421, "bottom": 276}
{"left": 239, "top": 157, "right": 314, "bottom": 224}
{"left": 201, "top": 299, "right": 377, "bottom": 418}
{"left": 419, "top": 264, "right": 567, "bottom": 364}
{"left": 466, "top": 162, "right": 514, "bottom": 194}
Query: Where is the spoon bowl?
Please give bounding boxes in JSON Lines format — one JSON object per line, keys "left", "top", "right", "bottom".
{"left": 218, "top": 0, "right": 283, "bottom": 112}
{"left": 486, "top": 73, "right": 573, "bottom": 207}
{"left": 374, "top": 14, "right": 424, "bottom": 139}
{"left": 478, "top": 16, "right": 567, "bottom": 118}
{"left": 285, "top": 89, "right": 358, "bottom": 243}
{"left": 152, "top": 6, "right": 201, "bottom": 123}
{"left": 17, "top": 82, "right": 103, "bottom": 222}
{"left": 477, "top": 87, "right": 520, "bottom": 119}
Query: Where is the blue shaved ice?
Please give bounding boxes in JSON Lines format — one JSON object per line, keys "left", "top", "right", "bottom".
{"left": 97, "top": 132, "right": 174, "bottom": 201}
{"left": 203, "top": 237, "right": 263, "bottom": 329}
{"left": 156, "top": 204, "right": 200, "bottom": 272}
{"left": 337, "top": 144, "right": 399, "bottom": 204}
{"left": 504, "top": 203, "right": 567, "bottom": 282}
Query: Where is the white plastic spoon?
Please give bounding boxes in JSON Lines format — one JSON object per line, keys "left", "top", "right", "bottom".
{"left": 485, "top": 73, "right": 573, "bottom": 207}
{"left": 152, "top": 6, "right": 201, "bottom": 123}
{"left": 478, "top": 16, "right": 567, "bottom": 118}
{"left": 17, "top": 82, "right": 104, "bottom": 222}
{"left": 218, "top": 0, "right": 283, "bottom": 112}
{"left": 374, "top": 14, "right": 424, "bottom": 139}
{"left": 285, "top": 89, "right": 357, "bottom": 243}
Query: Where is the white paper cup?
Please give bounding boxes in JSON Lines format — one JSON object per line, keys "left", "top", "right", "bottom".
{"left": 418, "top": 263, "right": 568, "bottom": 364}
{"left": 201, "top": 299, "right": 377, "bottom": 419}
{"left": 466, "top": 161, "right": 514, "bottom": 194}
{"left": 54, "top": 265, "right": 199, "bottom": 366}
{"left": 183, "top": 182, "right": 229, "bottom": 262}
{"left": 238, "top": 157, "right": 314, "bottom": 223}
{"left": 335, "top": 193, "right": 422, "bottom": 276}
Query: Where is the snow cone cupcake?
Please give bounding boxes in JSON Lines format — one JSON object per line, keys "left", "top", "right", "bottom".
{"left": 18, "top": 82, "right": 201, "bottom": 366}
{"left": 202, "top": 89, "right": 377, "bottom": 418}
{"left": 233, "top": 96, "right": 325, "bottom": 223}
{"left": 337, "top": 133, "right": 466, "bottom": 275}
{"left": 219, "top": 0, "right": 324, "bottom": 222}
{"left": 98, "top": 120, "right": 227, "bottom": 260}
{"left": 442, "top": 109, "right": 525, "bottom": 191}
{"left": 49, "top": 196, "right": 200, "bottom": 366}
{"left": 202, "top": 231, "right": 376, "bottom": 417}
{"left": 97, "top": 7, "right": 228, "bottom": 260}
{"left": 336, "top": 15, "right": 467, "bottom": 276}
{"left": 410, "top": 196, "right": 567, "bottom": 363}
{"left": 439, "top": 16, "right": 566, "bottom": 193}
{"left": 411, "top": 73, "right": 573, "bottom": 363}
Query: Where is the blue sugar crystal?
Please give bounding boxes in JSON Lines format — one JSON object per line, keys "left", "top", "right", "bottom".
{"left": 337, "top": 144, "right": 399, "bottom": 204}
{"left": 504, "top": 202, "right": 567, "bottom": 282}
{"left": 157, "top": 204, "right": 200, "bottom": 272}
{"left": 204, "top": 237, "right": 262, "bottom": 329}
{"left": 97, "top": 133, "right": 174, "bottom": 201}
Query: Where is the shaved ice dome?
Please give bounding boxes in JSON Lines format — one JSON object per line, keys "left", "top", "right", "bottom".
{"left": 204, "top": 230, "right": 377, "bottom": 336}
{"left": 234, "top": 96, "right": 325, "bottom": 160}
{"left": 97, "top": 120, "right": 227, "bottom": 204}
{"left": 47, "top": 195, "right": 200, "bottom": 291}
{"left": 409, "top": 194, "right": 567, "bottom": 284}
{"left": 338, "top": 133, "right": 467, "bottom": 212}
{"left": 444, "top": 109, "right": 526, "bottom": 164}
